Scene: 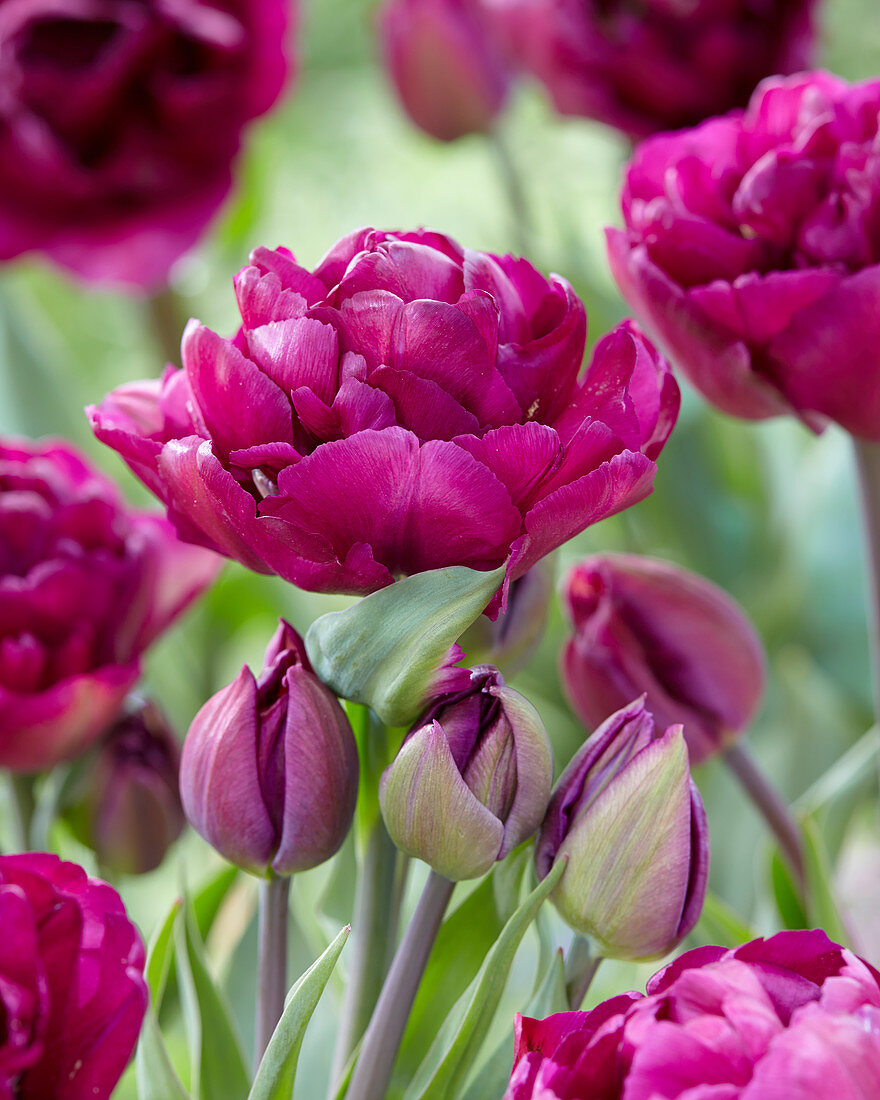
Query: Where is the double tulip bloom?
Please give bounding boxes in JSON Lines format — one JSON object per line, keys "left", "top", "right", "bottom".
{"left": 0, "top": 853, "right": 147, "bottom": 1100}
{"left": 180, "top": 619, "right": 359, "bottom": 876}
{"left": 506, "top": 930, "right": 880, "bottom": 1099}
{"left": 380, "top": 665, "right": 553, "bottom": 880}
{"left": 609, "top": 71, "right": 880, "bottom": 441}
{"left": 0, "top": 439, "right": 219, "bottom": 772}
{"left": 91, "top": 227, "right": 679, "bottom": 597}
{"left": 536, "top": 698, "right": 708, "bottom": 960}
{"left": 561, "top": 554, "right": 766, "bottom": 764}
{"left": 0, "top": 0, "right": 292, "bottom": 288}
{"left": 488, "top": 0, "right": 816, "bottom": 138}
{"left": 379, "top": 0, "right": 511, "bottom": 141}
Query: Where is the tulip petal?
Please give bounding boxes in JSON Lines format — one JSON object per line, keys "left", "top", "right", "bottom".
{"left": 246, "top": 317, "right": 340, "bottom": 404}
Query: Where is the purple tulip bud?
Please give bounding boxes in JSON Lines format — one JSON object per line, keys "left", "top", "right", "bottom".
{"left": 380, "top": 666, "right": 553, "bottom": 880}
{"left": 66, "top": 700, "right": 185, "bottom": 876}
{"left": 537, "top": 698, "right": 709, "bottom": 960}
{"left": 459, "top": 560, "right": 554, "bottom": 676}
{"left": 379, "top": 0, "right": 511, "bottom": 141}
{"left": 561, "top": 554, "right": 766, "bottom": 764}
{"left": 180, "top": 620, "right": 358, "bottom": 877}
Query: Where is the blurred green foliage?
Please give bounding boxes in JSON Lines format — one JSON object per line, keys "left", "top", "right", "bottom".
{"left": 1, "top": 0, "right": 879, "bottom": 1096}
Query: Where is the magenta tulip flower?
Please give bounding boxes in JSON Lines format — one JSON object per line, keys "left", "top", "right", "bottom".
{"left": 0, "top": 439, "right": 220, "bottom": 772}
{"left": 180, "top": 619, "right": 359, "bottom": 876}
{"left": 379, "top": 0, "right": 511, "bottom": 141}
{"left": 0, "top": 853, "right": 147, "bottom": 1100}
{"left": 0, "top": 0, "right": 293, "bottom": 289}
{"left": 487, "top": 0, "right": 816, "bottom": 138}
{"left": 90, "top": 228, "right": 680, "bottom": 597}
{"left": 561, "top": 554, "right": 766, "bottom": 763}
{"left": 505, "top": 929, "right": 880, "bottom": 1099}
{"left": 536, "top": 697, "right": 708, "bottom": 960}
{"left": 607, "top": 71, "right": 880, "bottom": 441}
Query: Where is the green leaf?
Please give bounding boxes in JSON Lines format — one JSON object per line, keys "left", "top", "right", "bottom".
{"left": 146, "top": 898, "right": 182, "bottom": 1009}
{"left": 305, "top": 564, "right": 506, "bottom": 726}
{"left": 248, "top": 925, "right": 350, "bottom": 1100}
{"left": 193, "top": 865, "right": 240, "bottom": 942}
{"left": 802, "top": 813, "right": 851, "bottom": 945}
{"left": 136, "top": 1013, "right": 192, "bottom": 1100}
{"left": 175, "top": 896, "right": 250, "bottom": 1100}
{"left": 403, "top": 858, "right": 566, "bottom": 1100}
{"left": 460, "top": 949, "right": 567, "bottom": 1100}
{"left": 696, "top": 889, "right": 757, "bottom": 947}
{"left": 770, "top": 850, "right": 809, "bottom": 931}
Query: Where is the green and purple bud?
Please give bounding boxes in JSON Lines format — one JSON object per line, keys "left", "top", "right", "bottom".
{"left": 180, "top": 620, "right": 359, "bottom": 877}
{"left": 66, "top": 699, "right": 185, "bottom": 876}
{"left": 536, "top": 697, "right": 709, "bottom": 961}
{"left": 380, "top": 666, "right": 553, "bottom": 880}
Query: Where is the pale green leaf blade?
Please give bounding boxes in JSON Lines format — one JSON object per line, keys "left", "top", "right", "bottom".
{"left": 136, "top": 1013, "right": 192, "bottom": 1100}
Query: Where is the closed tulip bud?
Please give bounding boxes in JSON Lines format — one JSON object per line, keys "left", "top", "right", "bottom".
{"left": 180, "top": 620, "right": 358, "bottom": 877}
{"left": 561, "top": 554, "right": 766, "bottom": 764}
{"left": 536, "top": 697, "right": 709, "bottom": 961}
{"left": 380, "top": 666, "right": 552, "bottom": 880}
{"left": 67, "top": 700, "right": 185, "bottom": 876}
{"left": 459, "top": 560, "right": 554, "bottom": 677}
{"left": 379, "top": 0, "right": 511, "bottom": 142}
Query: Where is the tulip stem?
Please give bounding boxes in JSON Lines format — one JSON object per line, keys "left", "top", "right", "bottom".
{"left": 724, "top": 742, "right": 805, "bottom": 891}
{"left": 254, "top": 873, "right": 290, "bottom": 1072}
{"left": 145, "top": 285, "right": 184, "bottom": 368}
{"left": 346, "top": 871, "right": 455, "bottom": 1100}
{"left": 565, "top": 936, "right": 602, "bottom": 1010}
{"left": 489, "top": 126, "right": 533, "bottom": 257}
{"left": 854, "top": 438, "right": 880, "bottom": 727}
{"left": 329, "top": 819, "right": 400, "bottom": 1092}
{"left": 7, "top": 773, "right": 36, "bottom": 851}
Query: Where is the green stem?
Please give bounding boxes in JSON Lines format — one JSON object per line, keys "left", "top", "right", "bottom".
{"left": 145, "top": 285, "right": 185, "bottom": 368}
{"left": 345, "top": 871, "right": 455, "bottom": 1100}
{"left": 488, "top": 126, "right": 533, "bottom": 257}
{"left": 854, "top": 438, "right": 880, "bottom": 724}
{"left": 8, "top": 773, "right": 36, "bottom": 851}
{"left": 725, "top": 742, "right": 805, "bottom": 891}
{"left": 564, "top": 936, "right": 602, "bottom": 1010}
{"left": 254, "top": 874, "right": 290, "bottom": 1072}
{"left": 328, "top": 817, "right": 400, "bottom": 1091}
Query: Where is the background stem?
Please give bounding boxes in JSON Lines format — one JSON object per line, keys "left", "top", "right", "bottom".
{"left": 328, "top": 818, "right": 399, "bottom": 1091}
{"left": 254, "top": 874, "right": 290, "bottom": 1072}
{"left": 565, "top": 936, "right": 602, "bottom": 1010}
{"left": 145, "top": 285, "right": 185, "bottom": 367}
{"left": 725, "top": 742, "right": 805, "bottom": 890}
{"left": 346, "top": 871, "right": 455, "bottom": 1100}
{"left": 854, "top": 438, "right": 880, "bottom": 723}
{"left": 8, "top": 773, "right": 36, "bottom": 851}
{"left": 488, "top": 127, "right": 532, "bottom": 257}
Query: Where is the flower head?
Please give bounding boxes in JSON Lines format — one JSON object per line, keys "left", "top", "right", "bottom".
{"left": 0, "top": 853, "right": 147, "bottom": 1100}
{"left": 505, "top": 930, "right": 880, "bottom": 1099}
{"left": 90, "top": 228, "right": 679, "bottom": 596}
{"left": 0, "top": 0, "right": 292, "bottom": 288}
{"left": 608, "top": 71, "right": 880, "bottom": 440}
{"left": 0, "top": 438, "right": 219, "bottom": 771}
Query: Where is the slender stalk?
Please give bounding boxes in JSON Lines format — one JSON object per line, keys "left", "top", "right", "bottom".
{"left": 346, "top": 871, "right": 455, "bottom": 1100}
{"left": 145, "top": 285, "right": 184, "bottom": 367}
{"left": 8, "top": 773, "right": 36, "bottom": 851}
{"left": 328, "top": 818, "right": 400, "bottom": 1091}
{"left": 254, "top": 874, "right": 290, "bottom": 1072}
{"left": 488, "top": 127, "right": 533, "bottom": 257}
{"left": 565, "top": 936, "right": 602, "bottom": 1010}
{"left": 854, "top": 438, "right": 880, "bottom": 723}
{"left": 725, "top": 742, "right": 805, "bottom": 890}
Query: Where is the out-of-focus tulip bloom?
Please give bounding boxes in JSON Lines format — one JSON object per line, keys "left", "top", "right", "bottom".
{"left": 90, "top": 228, "right": 679, "bottom": 597}
{"left": 536, "top": 697, "right": 708, "bottom": 960}
{"left": 0, "top": 853, "right": 147, "bottom": 1100}
{"left": 561, "top": 554, "right": 765, "bottom": 764}
{"left": 607, "top": 72, "right": 880, "bottom": 441}
{"left": 380, "top": 665, "right": 553, "bottom": 880}
{"left": 379, "top": 0, "right": 511, "bottom": 141}
{"left": 180, "top": 619, "right": 358, "bottom": 876}
{"left": 459, "top": 559, "right": 553, "bottom": 676}
{"left": 0, "top": 439, "right": 219, "bottom": 772}
{"left": 487, "top": 0, "right": 816, "bottom": 138}
{"left": 67, "top": 700, "right": 185, "bottom": 875}
{"left": 0, "top": 0, "right": 292, "bottom": 289}
{"left": 505, "top": 929, "right": 880, "bottom": 1099}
